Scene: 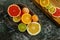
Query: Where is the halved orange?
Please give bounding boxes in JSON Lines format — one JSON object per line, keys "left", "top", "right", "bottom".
{"left": 13, "top": 16, "right": 21, "bottom": 22}
{"left": 7, "top": 4, "right": 21, "bottom": 17}
{"left": 22, "top": 7, "right": 29, "bottom": 14}
{"left": 40, "top": 0, "right": 49, "bottom": 7}
{"left": 32, "top": 14, "right": 39, "bottom": 22}
{"left": 27, "top": 22, "right": 41, "bottom": 36}
{"left": 21, "top": 13, "right": 31, "bottom": 24}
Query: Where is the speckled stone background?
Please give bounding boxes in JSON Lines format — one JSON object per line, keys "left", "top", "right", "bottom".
{"left": 0, "top": 0, "right": 60, "bottom": 40}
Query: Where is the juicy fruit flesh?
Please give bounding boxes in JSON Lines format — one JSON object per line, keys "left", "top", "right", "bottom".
{"left": 28, "top": 23, "right": 39, "bottom": 34}
{"left": 40, "top": 0, "right": 49, "bottom": 7}
{"left": 27, "top": 22, "right": 41, "bottom": 35}
{"left": 18, "top": 23, "right": 27, "bottom": 32}
{"left": 53, "top": 8, "right": 60, "bottom": 17}
{"left": 13, "top": 16, "right": 20, "bottom": 22}
{"left": 32, "top": 15, "right": 39, "bottom": 22}
{"left": 21, "top": 13, "right": 31, "bottom": 24}
{"left": 8, "top": 4, "right": 21, "bottom": 17}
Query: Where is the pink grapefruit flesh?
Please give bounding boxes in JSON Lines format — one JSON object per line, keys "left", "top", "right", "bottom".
{"left": 7, "top": 4, "right": 21, "bottom": 17}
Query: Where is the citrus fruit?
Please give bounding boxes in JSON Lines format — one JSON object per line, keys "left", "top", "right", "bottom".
{"left": 22, "top": 7, "right": 29, "bottom": 14}
{"left": 48, "top": 6, "right": 56, "bottom": 14}
{"left": 32, "top": 14, "right": 39, "bottom": 22}
{"left": 18, "top": 23, "right": 27, "bottom": 32}
{"left": 40, "top": 0, "right": 49, "bottom": 7}
{"left": 27, "top": 22, "right": 41, "bottom": 36}
{"left": 13, "top": 16, "right": 21, "bottom": 22}
{"left": 21, "top": 13, "right": 31, "bottom": 24}
{"left": 52, "top": 7, "right": 60, "bottom": 17}
{"left": 45, "top": 3, "right": 53, "bottom": 10}
{"left": 7, "top": 4, "right": 21, "bottom": 17}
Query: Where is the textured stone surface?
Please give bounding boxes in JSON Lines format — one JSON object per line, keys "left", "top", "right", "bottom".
{"left": 0, "top": 0, "right": 60, "bottom": 40}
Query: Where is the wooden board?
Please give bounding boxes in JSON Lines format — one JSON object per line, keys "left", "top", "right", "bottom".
{"left": 32, "top": 0, "right": 60, "bottom": 27}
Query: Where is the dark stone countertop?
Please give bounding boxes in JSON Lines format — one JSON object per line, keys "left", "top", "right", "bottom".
{"left": 0, "top": 0, "right": 60, "bottom": 40}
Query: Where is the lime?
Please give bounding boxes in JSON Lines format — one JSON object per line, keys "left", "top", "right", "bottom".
{"left": 18, "top": 23, "right": 27, "bottom": 32}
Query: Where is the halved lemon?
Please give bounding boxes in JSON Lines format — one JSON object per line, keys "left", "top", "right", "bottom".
{"left": 27, "top": 22, "right": 41, "bottom": 36}
{"left": 40, "top": 0, "right": 49, "bottom": 7}
{"left": 32, "top": 14, "right": 39, "bottom": 22}
{"left": 13, "top": 16, "right": 21, "bottom": 22}
{"left": 21, "top": 13, "right": 31, "bottom": 24}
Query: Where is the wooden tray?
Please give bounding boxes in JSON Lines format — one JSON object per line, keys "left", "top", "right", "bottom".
{"left": 32, "top": 0, "right": 60, "bottom": 27}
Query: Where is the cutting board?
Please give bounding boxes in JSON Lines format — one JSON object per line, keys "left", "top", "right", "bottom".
{"left": 32, "top": 0, "right": 60, "bottom": 27}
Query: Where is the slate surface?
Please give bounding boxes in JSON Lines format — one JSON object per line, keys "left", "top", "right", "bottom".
{"left": 0, "top": 0, "right": 60, "bottom": 40}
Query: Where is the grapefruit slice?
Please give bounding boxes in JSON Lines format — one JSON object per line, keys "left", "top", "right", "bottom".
{"left": 13, "top": 16, "right": 21, "bottom": 22}
{"left": 40, "top": 0, "right": 49, "bottom": 7}
{"left": 21, "top": 13, "right": 31, "bottom": 24}
{"left": 32, "top": 14, "right": 39, "bottom": 22}
{"left": 18, "top": 23, "right": 27, "bottom": 32}
{"left": 52, "top": 7, "right": 60, "bottom": 17}
{"left": 27, "top": 22, "right": 41, "bottom": 36}
{"left": 7, "top": 4, "right": 21, "bottom": 17}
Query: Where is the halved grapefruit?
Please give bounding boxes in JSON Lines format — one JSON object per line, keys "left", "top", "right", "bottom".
{"left": 52, "top": 7, "right": 60, "bottom": 17}
{"left": 27, "top": 22, "right": 41, "bottom": 36}
{"left": 7, "top": 4, "right": 21, "bottom": 17}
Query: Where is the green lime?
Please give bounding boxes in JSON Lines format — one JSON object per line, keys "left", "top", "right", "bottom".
{"left": 18, "top": 23, "right": 27, "bottom": 32}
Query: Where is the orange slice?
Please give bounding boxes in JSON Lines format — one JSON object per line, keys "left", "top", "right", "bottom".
{"left": 32, "top": 14, "right": 39, "bottom": 22}
{"left": 27, "top": 22, "right": 41, "bottom": 36}
{"left": 13, "top": 16, "right": 21, "bottom": 22}
{"left": 40, "top": 0, "right": 49, "bottom": 7}
{"left": 21, "top": 13, "right": 31, "bottom": 24}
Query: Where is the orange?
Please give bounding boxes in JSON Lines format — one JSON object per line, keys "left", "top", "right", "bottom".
{"left": 40, "top": 0, "right": 49, "bottom": 7}
{"left": 21, "top": 13, "right": 31, "bottom": 24}
{"left": 22, "top": 7, "right": 29, "bottom": 14}
{"left": 27, "top": 22, "right": 41, "bottom": 36}
{"left": 32, "top": 14, "right": 39, "bottom": 22}
{"left": 13, "top": 16, "right": 21, "bottom": 22}
{"left": 7, "top": 4, "right": 21, "bottom": 17}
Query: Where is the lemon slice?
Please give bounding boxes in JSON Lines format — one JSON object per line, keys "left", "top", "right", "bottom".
{"left": 27, "top": 22, "right": 41, "bottom": 36}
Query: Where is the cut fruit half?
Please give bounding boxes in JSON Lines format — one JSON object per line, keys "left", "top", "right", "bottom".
{"left": 40, "top": 0, "right": 50, "bottom": 7}
{"left": 18, "top": 23, "right": 27, "bottom": 32}
{"left": 21, "top": 13, "right": 31, "bottom": 24}
{"left": 13, "top": 16, "right": 21, "bottom": 22}
{"left": 7, "top": 4, "right": 21, "bottom": 17}
{"left": 32, "top": 14, "right": 39, "bottom": 22}
{"left": 52, "top": 7, "right": 60, "bottom": 17}
{"left": 27, "top": 22, "right": 41, "bottom": 36}
{"left": 48, "top": 6, "right": 56, "bottom": 14}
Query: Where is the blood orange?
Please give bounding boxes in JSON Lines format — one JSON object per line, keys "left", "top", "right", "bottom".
{"left": 7, "top": 4, "right": 21, "bottom": 17}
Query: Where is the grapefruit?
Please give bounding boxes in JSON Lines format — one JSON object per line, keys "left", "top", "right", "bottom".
{"left": 18, "top": 23, "right": 27, "bottom": 32}
{"left": 7, "top": 4, "right": 21, "bottom": 17}
{"left": 40, "top": 0, "right": 49, "bottom": 7}
{"left": 13, "top": 16, "right": 21, "bottom": 22}
{"left": 32, "top": 14, "right": 39, "bottom": 22}
{"left": 21, "top": 13, "right": 31, "bottom": 24}
{"left": 27, "top": 22, "right": 41, "bottom": 36}
{"left": 52, "top": 7, "right": 60, "bottom": 17}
